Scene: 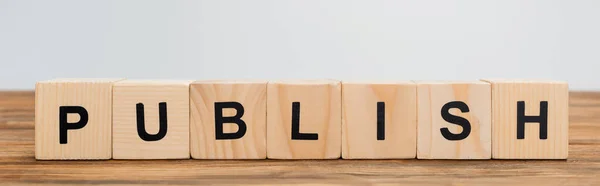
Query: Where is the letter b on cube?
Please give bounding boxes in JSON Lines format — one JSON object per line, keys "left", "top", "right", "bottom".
{"left": 190, "top": 81, "right": 267, "bottom": 159}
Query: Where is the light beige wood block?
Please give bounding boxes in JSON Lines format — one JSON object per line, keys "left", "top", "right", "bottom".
{"left": 267, "top": 80, "right": 341, "bottom": 159}
{"left": 35, "top": 78, "right": 123, "bottom": 160}
{"left": 189, "top": 80, "right": 267, "bottom": 159}
{"left": 482, "top": 80, "right": 569, "bottom": 159}
{"left": 341, "top": 81, "right": 417, "bottom": 159}
{"left": 417, "top": 81, "right": 491, "bottom": 159}
{"left": 112, "top": 80, "right": 192, "bottom": 159}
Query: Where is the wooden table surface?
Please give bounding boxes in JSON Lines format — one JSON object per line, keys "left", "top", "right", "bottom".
{"left": 0, "top": 91, "right": 598, "bottom": 185}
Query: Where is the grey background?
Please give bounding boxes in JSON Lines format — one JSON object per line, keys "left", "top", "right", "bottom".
{"left": 1, "top": 0, "right": 598, "bottom": 90}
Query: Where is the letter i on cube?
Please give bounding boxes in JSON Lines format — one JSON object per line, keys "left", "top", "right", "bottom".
{"left": 341, "top": 81, "right": 417, "bottom": 159}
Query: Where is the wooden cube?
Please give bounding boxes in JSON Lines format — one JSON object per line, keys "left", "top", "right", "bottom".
{"left": 417, "top": 81, "right": 491, "bottom": 159}
{"left": 341, "top": 81, "right": 417, "bottom": 159}
{"left": 482, "top": 80, "right": 569, "bottom": 159}
{"left": 267, "top": 80, "right": 341, "bottom": 159}
{"left": 35, "top": 78, "right": 123, "bottom": 160}
{"left": 189, "top": 80, "right": 267, "bottom": 159}
{"left": 112, "top": 80, "right": 192, "bottom": 159}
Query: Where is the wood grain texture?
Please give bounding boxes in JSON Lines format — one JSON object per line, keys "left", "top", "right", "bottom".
{"left": 1, "top": 91, "right": 599, "bottom": 185}
{"left": 112, "top": 80, "right": 191, "bottom": 159}
{"left": 267, "top": 80, "right": 341, "bottom": 159}
{"left": 483, "top": 80, "right": 569, "bottom": 159}
{"left": 417, "top": 81, "right": 491, "bottom": 159}
{"left": 341, "top": 82, "right": 417, "bottom": 159}
{"left": 35, "top": 79, "right": 122, "bottom": 160}
{"left": 189, "top": 81, "right": 267, "bottom": 159}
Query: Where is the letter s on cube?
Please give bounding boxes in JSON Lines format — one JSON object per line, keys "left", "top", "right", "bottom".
{"left": 416, "top": 81, "right": 491, "bottom": 159}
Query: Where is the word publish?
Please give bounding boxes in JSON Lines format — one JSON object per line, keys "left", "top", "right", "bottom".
{"left": 35, "top": 79, "right": 569, "bottom": 160}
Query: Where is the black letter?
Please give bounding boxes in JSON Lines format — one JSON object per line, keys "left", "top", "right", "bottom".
{"left": 215, "top": 102, "right": 247, "bottom": 140}
{"left": 440, "top": 101, "right": 471, "bottom": 141}
{"left": 59, "top": 106, "right": 89, "bottom": 144}
{"left": 291, "top": 102, "right": 318, "bottom": 140}
{"left": 377, "top": 102, "right": 385, "bottom": 140}
{"left": 136, "top": 102, "right": 168, "bottom": 141}
{"left": 517, "top": 101, "right": 548, "bottom": 139}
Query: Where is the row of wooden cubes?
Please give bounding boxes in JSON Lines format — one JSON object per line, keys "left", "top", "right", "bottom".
{"left": 35, "top": 79, "right": 568, "bottom": 160}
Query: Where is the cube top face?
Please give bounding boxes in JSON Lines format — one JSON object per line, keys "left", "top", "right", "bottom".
{"left": 480, "top": 79, "right": 567, "bottom": 84}
{"left": 342, "top": 81, "right": 414, "bottom": 85}
{"left": 189, "top": 82, "right": 267, "bottom": 159}
{"left": 193, "top": 80, "right": 268, "bottom": 84}
{"left": 417, "top": 82, "right": 491, "bottom": 159}
{"left": 415, "top": 80, "right": 490, "bottom": 85}
{"left": 268, "top": 79, "right": 340, "bottom": 85}
{"left": 112, "top": 80, "right": 191, "bottom": 159}
{"left": 342, "top": 82, "right": 417, "bottom": 159}
{"left": 35, "top": 79, "right": 123, "bottom": 160}
{"left": 267, "top": 81, "right": 342, "bottom": 159}
{"left": 483, "top": 80, "right": 569, "bottom": 159}
{"left": 37, "top": 78, "right": 125, "bottom": 83}
{"left": 113, "top": 80, "right": 194, "bottom": 86}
